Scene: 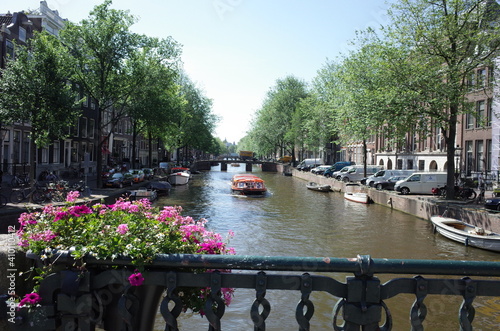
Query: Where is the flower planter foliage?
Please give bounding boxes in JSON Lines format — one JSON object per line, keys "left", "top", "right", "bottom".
{"left": 15, "top": 192, "right": 235, "bottom": 320}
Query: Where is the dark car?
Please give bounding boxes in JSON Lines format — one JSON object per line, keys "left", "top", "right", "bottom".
{"left": 103, "top": 172, "right": 133, "bottom": 188}
{"left": 485, "top": 197, "right": 500, "bottom": 211}
{"left": 142, "top": 168, "right": 154, "bottom": 180}
{"left": 374, "top": 176, "right": 408, "bottom": 191}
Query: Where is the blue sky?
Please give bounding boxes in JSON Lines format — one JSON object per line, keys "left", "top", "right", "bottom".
{"left": 1, "top": 1, "right": 392, "bottom": 143}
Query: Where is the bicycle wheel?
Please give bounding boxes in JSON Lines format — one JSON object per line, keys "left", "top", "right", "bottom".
{"left": 11, "top": 190, "right": 25, "bottom": 203}
{"left": 31, "top": 190, "right": 45, "bottom": 204}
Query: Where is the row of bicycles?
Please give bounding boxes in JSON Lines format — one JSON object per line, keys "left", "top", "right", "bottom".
{"left": 0, "top": 179, "right": 88, "bottom": 208}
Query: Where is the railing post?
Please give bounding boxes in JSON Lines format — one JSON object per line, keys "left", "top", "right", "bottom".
{"left": 333, "top": 255, "right": 392, "bottom": 331}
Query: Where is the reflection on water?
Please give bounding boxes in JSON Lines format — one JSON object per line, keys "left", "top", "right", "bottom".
{"left": 153, "top": 165, "right": 500, "bottom": 330}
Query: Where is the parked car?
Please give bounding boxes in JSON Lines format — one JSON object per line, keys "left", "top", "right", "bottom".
{"left": 323, "top": 161, "right": 356, "bottom": 178}
{"left": 365, "top": 170, "right": 414, "bottom": 187}
{"left": 338, "top": 166, "right": 383, "bottom": 183}
{"left": 103, "top": 172, "right": 133, "bottom": 188}
{"left": 296, "top": 158, "right": 322, "bottom": 171}
{"left": 311, "top": 165, "right": 332, "bottom": 175}
{"left": 374, "top": 176, "right": 410, "bottom": 191}
{"left": 485, "top": 197, "right": 500, "bottom": 211}
{"left": 128, "top": 169, "right": 145, "bottom": 183}
{"left": 394, "top": 172, "right": 447, "bottom": 195}
{"left": 142, "top": 168, "right": 154, "bottom": 180}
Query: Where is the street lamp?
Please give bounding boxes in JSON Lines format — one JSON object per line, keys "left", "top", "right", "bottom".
{"left": 455, "top": 145, "right": 463, "bottom": 180}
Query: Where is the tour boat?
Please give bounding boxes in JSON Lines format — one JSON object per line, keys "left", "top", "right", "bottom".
{"left": 344, "top": 192, "right": 369, "bottom": 204}
{"left": 167, "top": 167, "right": 191, "bottom": 185}
{"left": 306, "top": 182, "right": 331, "bottom": 192}
{"left": 231, "top": 174, "right": 267, "bottom": 195}
{"left": 430, "top": 215, "right": 500, "bottom": 252}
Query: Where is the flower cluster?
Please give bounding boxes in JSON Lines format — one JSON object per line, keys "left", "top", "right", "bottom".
{"left": 17, "top": 192, "right": 235, "bottom": 314}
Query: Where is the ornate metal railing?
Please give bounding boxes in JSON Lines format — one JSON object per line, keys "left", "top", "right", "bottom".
{"left": 7, "top": 252, "right": 500, "bottom": 330}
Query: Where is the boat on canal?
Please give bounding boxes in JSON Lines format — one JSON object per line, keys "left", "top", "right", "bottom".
{"left": 167, "top": 167, "right": 191, "bottom": 185}
{"left": 231, "top": 174, "right": 267, "bottom": 196}
{"left": 124, "top": 187, "right": 158, "bottom": 202}
{"left": 306, "top": 182, "right": 331, "bottom": 192}
{"left": 344, "top": 192, "right": 369, "bottom": 204}
{"left": 430, "top": 215, "right": 500, "bottom": 252}
{"left": 148, "top": 181, "right": 172, "bottom": 195}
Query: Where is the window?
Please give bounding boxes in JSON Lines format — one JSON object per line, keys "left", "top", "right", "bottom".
{"left": 81, "top": 117, "right": 88, "bottom": 138}
{"left": 476, "top": 140, "right": 484, "bottom": 172}
{"left": 477, "top": 69, "right": 486, "bottom": 88}
{"left": 465, "top": 112, "right": 474, "bottom": 129}
{"left": 487, "top": 98, "right": 493, "bottom": 127}
{"left": 6, "top": 40, "right": 14, "bottom": 60}
{"left": 53, "top": 141, "right": 60, "bottom": 164}
{"left": 19, "top": 26, "right": 26, "bottom": 42}
{"left": 465, "top": 141, "right": 473, "bottom": 176}
{"left": 476, "top": 100, "right": 485, "bottom": 128}
{"left": 89, "top": 119, "right": 95, "bottom": 139}
{"left": 486, "top": 140, "right": 492, "bottom": 171}
{"left": 22, "top": 132, "right": 30, "bottom": 164}
{"left": 71, "top": 142, "right": 79, "bottom": 162}
{"left": 418, "top": 160, "right": 425, "bottom": 171}
{"left": 13, "top": 131, "right": 21, "bottom": 164}
{"left": 41, "top": 147, "right": 49, "bottom": 164}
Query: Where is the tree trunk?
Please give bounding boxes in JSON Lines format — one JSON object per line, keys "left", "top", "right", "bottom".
{"left": 445, "top": 111, "right": 458, "bottom": 200}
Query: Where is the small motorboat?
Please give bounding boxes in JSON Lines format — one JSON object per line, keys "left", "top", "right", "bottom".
{"left": 344, "top": 192, "right": 369, "bottom": 204}
{"left": 148, "top": 181, "right": 172, "bottom": 195}
{"left": 124, "top": 188, "right": 158, "bottom": 202}
{"left": 167, "top": 167, "right": 191, "bottom": 185}
{"left": 231, "top": 174, "right": 267, "bottom": 195}
{"left": 306, "top": 182, "right": 331, "bottom": 192}
{"left": 430, "top": 215, "right": 500, "bottom": 252}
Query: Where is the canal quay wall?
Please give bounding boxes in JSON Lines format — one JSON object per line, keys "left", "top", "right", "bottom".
{"left": 289, "top": 168, "right": 500, "bottom": 234}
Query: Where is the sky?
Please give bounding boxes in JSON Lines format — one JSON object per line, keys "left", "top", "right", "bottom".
{"left": 1, "top": 0, "right": 392, "bottom": 144}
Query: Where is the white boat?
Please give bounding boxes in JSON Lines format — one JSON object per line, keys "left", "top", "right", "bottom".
{"left": 430, "top": 215, "right": 500, "bottom": 252}
{"left": 125, "top": 188, "right": 158, "bottom": 202}
{"left": 306, "top": 182, "right": 331, "bottom": 192}
{"left": 344, "top": 192, "right": 369, "bottom": 204}
{"left": 167, "top": 167, "right": 191, "bottom": 185}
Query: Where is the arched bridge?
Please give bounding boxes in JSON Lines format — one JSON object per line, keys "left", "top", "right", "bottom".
{"left": 192, "top": 159, "right": 279, "bottom": 172}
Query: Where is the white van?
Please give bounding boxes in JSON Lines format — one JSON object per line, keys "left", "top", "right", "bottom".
{"left": 338, "top": 165, "right": 383, "bottom": 183}
{"left": 365, "top": 170, "right": 415, "bottom": 187}
{"left": 394, "top": 172, "right": 447, "bottom": 195}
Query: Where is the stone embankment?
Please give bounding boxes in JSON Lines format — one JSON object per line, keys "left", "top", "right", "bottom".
{"left": 291, "top": 168, "right": 500, "bottom": 233}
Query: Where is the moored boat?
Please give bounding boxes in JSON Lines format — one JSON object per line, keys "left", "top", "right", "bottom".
{"left": 167, "top": 167, "right": 191, "bottom": 185}
{"left": 344, "top": 192, "right": 369, "bottom": 204}
{"left": 148, "top": 181, "right": 172, "bottom": 195}
{"left": 430, "top": 215, "right": 500, "bottom": 252}
{"left": 231, "top": 174, "right": 267, "bottom": 195}
{"left": 306, "top": 182, "right": 331, "bottom": 192}
{"left": 124, "top": 188, "right": 158, "bottom": 202}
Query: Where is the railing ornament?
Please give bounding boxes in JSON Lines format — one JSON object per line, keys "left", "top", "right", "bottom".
{"left": 459, "top": 277, "right": 476, "bottom": 331}
{"left": 161, "top": 271, "right": 183, "bottom": 331}
{"left": 409, "top": 276, "right": 428, "bottom": 331}
{"left": 251, "top": 271, "right": 270, "bottom": 330}
{"left": 296, "top": 273, "right": 314, "bottom": 330}
{"left": 205, "top": 271, "right": 225, "bottom": 331}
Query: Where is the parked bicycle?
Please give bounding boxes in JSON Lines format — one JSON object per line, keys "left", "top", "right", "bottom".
{"left": 11, "top": 173, "right": 30, "bottom": 188}
{"left": 10, "top": 181, "right": 45, "bottom": 204}
{"left": 439, "top": 185, "right": 477, "bottom": 200}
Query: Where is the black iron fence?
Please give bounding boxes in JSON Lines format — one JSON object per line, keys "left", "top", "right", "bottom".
{"left": 7, "top": 253, "right": 500, "bottom": 330}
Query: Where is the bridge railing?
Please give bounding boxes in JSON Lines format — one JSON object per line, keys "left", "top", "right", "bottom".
{"left": 7, "top": 253, "right": 500, "bottom": 330}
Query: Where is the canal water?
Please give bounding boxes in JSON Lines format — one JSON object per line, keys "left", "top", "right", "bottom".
{"left": 153, "top": 165, "right": 500, "bottom": 330}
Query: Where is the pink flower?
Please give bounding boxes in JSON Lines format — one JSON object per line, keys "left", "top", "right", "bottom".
{"left": 66, "top": 190, "right": 80, "bottom": 202}
{"left": 19, "top": 292, "right": 42, "bottom": 307}
{"left": 117, "top": 224, "right": 129, "bottom": 235}
{"left": 128, "top": 271, "right": 144, "bottom": 286}
{"left": 68, "top": 205, "right": 92, "bottom": 217}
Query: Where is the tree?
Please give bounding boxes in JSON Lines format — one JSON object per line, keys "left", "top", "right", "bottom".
{"left": 249, "top": 76, "right": 308, "bottom": 160}
{"left": 386, "top": 0, "right": 500, "bottom": 198}
{"left": 0, "top": 31, "right": 80, "bottom": 186}
{"left": 59, "top": 0, "right": 142, "bottom": 186}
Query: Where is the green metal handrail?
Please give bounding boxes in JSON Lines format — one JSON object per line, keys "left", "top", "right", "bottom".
{"left": 8, "top": 252, "right": 500, "bottom": 331}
